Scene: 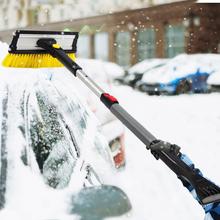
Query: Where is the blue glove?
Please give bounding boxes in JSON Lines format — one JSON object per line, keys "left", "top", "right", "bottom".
{"left": 180, "top": 154, "right": 220, "bottom": 220}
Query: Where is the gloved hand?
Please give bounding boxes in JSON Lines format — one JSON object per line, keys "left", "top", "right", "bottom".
{"left": 204, "top": 202, "right": 220, "bottom": 220}
{"left": 180, "top": 154, "right": 220, "bottom": 220}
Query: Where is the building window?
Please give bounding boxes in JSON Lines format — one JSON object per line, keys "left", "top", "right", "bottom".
{"left": 115, "top": 32, "right": 131, "bottom": 68}
{"left": 28, "top": 9, "right": 38, "bottom": 25}
{"left": 77, "top": 34, "right": 90, "bottom": 58}
{"left": 137, "top": 28, "right": 155, "bottom": 61}
{"left": 165, "top": 25, "right": 185, "bottom": 58}
{"left": 94, "top": 32, "right": 109, "bottom": 61}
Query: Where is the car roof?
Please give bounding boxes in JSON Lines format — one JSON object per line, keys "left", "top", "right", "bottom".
{"left": 128, "top": 58, "right": 169, "bottom": 74}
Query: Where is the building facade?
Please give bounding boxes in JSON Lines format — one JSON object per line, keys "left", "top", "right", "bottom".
{"left": 0, "top": 0, "right": 220, "bottom": 68}
{"left": 73, "top": 0, "right": 220, "bottom": 68}
{"left": 0, "top": 0, "right": 183, "bottom": 31}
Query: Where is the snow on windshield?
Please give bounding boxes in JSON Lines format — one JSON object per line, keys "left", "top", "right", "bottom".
{"left": 128, "top": 58, "right": 168, "bottom": 75}
{"left": 0, "top": 43, "right": 115, "bottom": 219}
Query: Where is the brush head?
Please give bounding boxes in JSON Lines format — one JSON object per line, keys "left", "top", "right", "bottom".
{"left": 2, "top": 30, "right": 79, "bottom": 68}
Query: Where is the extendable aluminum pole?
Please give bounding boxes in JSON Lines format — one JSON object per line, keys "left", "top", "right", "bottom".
{"left": 36, "top": 37, "right": 220, "bottom": 205}
{"left": 76, "top": 68, "right": 156, "bottom": 147}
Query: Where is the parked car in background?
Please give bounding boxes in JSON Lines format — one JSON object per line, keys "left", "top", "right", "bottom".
{"left": 138, "top": 54, "right": 220, "bottom": 95}
{"left": 76, "top": 58, "right": 126, "bottom": 169}
{"left": 207, "top": 70, "right": 220, "bottom": 92}
{"left": 114, "top": 74, "right": 127, "bottom": 85}
{"left": 134, "top": 60, "right": 168, "bottom": 90}
{"left": 128, "top": 58, "right": 169, "bottom": 76}
{"left": 102, "top": 60, "right": 125, "bottom": 83}
{"left": 122, "top": 59, "right": 168, "bottom": 87}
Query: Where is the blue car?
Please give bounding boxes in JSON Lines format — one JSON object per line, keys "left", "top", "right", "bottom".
{"left": 159, "top": 68, "right": 210, "bottom": 94}
{"left": 138, "top": 54, "right": 219, "bottom": 95}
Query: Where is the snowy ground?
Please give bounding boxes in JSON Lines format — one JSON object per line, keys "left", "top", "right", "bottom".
{"left": 0, "top": 73, "right": 220, "bottom": 220}
{"left": 0, "top": 74, "right": 220, "bottom": 220}
{"left": 108, "top": 85, "right": 220, "bottom": 220}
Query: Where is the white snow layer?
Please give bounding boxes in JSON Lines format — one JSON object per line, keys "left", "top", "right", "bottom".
{"left": 128, "top": 58, "right": 168, "bottom": 75}
{"left": 109, "top": 86, "right": 220, "bottom": 220}
{"left": 208, "top": 70, "right": 220, "bottom": 85}
{"left": 0, "top": 67, "right": 114, "bottom": 219}
{"left": 0, "top": 43, "right": 220, "bottom": 220}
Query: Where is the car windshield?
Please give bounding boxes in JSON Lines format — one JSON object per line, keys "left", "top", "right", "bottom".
{"left": 142, "top": 62, "right": 167, "bottom": 74}
{"left": 128, "top": 59, "right": 168, "bottom": 75}
{"left": 141, "top": 64, "right": 167, "bottom": 83}
{"left": 0, "top": 68, "right": 111, "bottom": 193}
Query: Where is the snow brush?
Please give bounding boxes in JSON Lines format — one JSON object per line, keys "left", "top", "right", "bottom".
{"left": 2, "top": 30, "right": 77, "bottom": 68}
{"left": 3, "top": 30, "right": 220, "bottom": 206}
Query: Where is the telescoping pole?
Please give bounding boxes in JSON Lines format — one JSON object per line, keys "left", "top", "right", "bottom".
{"left": 76, "top": 68, "right": 157, "bottom": 147}
{"left": 37, "top": 38, "right": 220, "bottom": 205}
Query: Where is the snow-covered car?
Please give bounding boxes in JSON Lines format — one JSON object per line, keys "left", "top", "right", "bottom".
{"left": 117, "top": 59, "right": 168, "bottom": 87}
{"left": 139, "top": 54, "right": 220, "bottom": 95}
{"left": 120, "top": 72, "right": 143, "bottom": 87}
{"left": 74, "top": 58, "right": 126, "bottom": 169}
{"left": 207, "top": 70, "right": 220, "bottom": 92}
{"left": 0, "top": 67, "right": 131, "bottom": 219}
{"left": 134, "top": 60, "right": 168, "bottom": 90}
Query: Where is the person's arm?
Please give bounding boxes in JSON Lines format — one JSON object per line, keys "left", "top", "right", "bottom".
{"left": 180, "top": 154, "right": 220, "bottom": 220}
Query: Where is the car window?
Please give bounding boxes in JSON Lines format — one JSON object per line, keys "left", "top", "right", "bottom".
{"left": 143, "top": 63, "right": 167, "bottom": 74}
{"left": 28, "top": 72, "right": 112, "bottom": 188}
{"left": 26, "top": 79, "right": 86, "bottom": 188}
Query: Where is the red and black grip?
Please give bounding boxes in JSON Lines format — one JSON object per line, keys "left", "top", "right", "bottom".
{"left": 100, "top": 93, "right": 119, "bottom": 109}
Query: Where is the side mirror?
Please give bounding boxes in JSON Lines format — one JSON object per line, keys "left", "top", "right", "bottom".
{"left": 71, "top": 185, "right": 132, "bottom": 220}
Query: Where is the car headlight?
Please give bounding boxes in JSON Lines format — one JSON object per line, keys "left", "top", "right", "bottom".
{"left": 160, "top": 83, "right": 176, "bottom": 92}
